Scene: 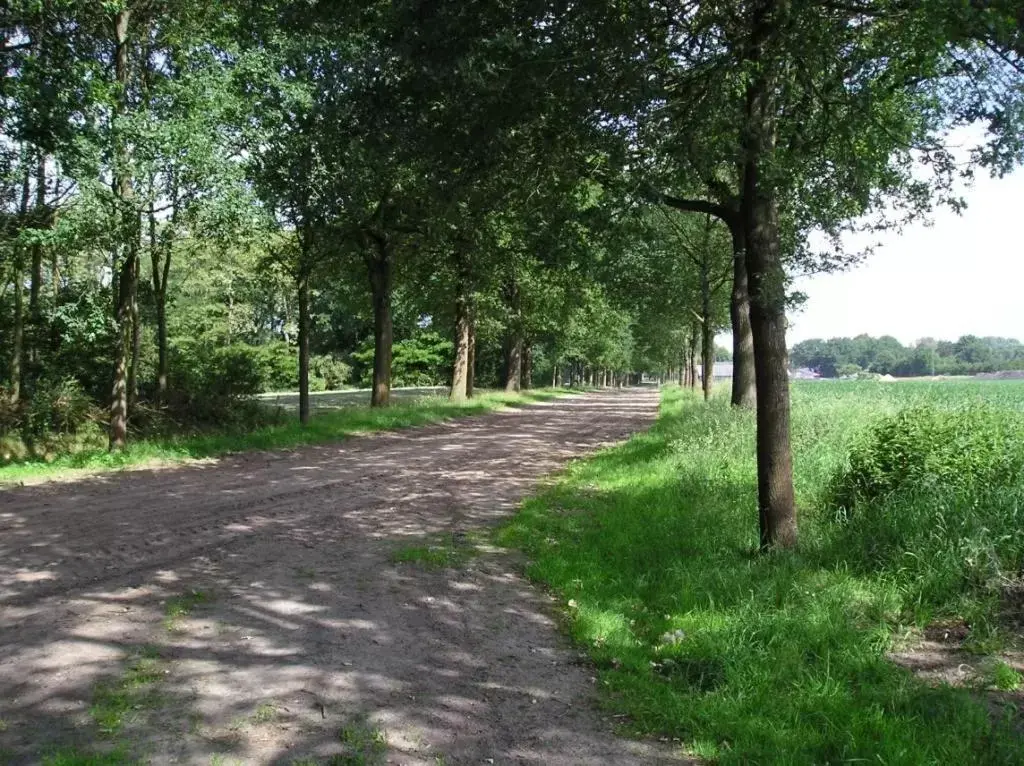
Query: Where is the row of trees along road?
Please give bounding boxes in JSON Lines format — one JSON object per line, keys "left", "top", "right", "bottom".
{"left": 1, "top": 1, "right": 1022, "bottom": 549}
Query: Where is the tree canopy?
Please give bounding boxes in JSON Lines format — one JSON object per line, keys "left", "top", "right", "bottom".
{"left": 1, "top": 0, "right": 1021, "bottom": 547}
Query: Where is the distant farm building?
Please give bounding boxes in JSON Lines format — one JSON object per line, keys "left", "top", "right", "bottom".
{"left": 698, "top": 362, "right": 734, "bottom": 382}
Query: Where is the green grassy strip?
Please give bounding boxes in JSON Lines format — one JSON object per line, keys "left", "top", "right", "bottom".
{"left": 498, "top": 382, "right": 1024, "bottom": 765}
{"left": 0, "top": 389, "right": 567, "bottom": 484}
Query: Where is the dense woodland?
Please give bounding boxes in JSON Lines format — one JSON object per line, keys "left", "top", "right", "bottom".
{"left": 2, "top": 1, "right": 1022, "bottom": 548}
{"left": 792, "top": 334, "right": 1024, "bottom": 377}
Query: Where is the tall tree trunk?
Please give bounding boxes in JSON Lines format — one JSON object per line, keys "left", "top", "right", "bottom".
{"left": 502, "top": 278, "right": 522, "bottom": 392}
{"left": 503, "top": 335, "right": 522, "bottom": 392}
{"left": 552, "top": 364, "right": 559, "bottom": 388}
{"left": 28, "top": 152, "right": 45, "bottom": 378}
{"left": 150, "top": 196, "right": 171, "bottom": 403}
{"left": 449, "top": 254, "right": 471, "bottom": 401}
{"left": 730, "top": 223, "right": 756, "bottom": 408}
{"left": 450, "top": 293, "right": 471, "bottom": 401}
{"left": 702, "top": 317, "right": 714, "bottom": 401}
{"left": 701, "top": 268, "right": 713, "bottom": 402}
{"left": 9, "top": 164, "right": 31, "bottom": 403}
{"left": 9, "top": 262, "right": 24, "bottom": 405}
{"left": 109, "top": 8, "right": 136, "bottom": 451}
{"left": 466, "top": 314, "right": 476, "bottom": 398}
{"left": 367, "top": 238, "right": 392, "bottom": 407}
{"left": 688, "top": 324, "right": 699, "bottom": 389}
{"left": 743, "top": 0, "right": 797, "bottom": 549}
{"left": 297, "top": 267, "right": 311, "bottom": 425}
{"left": 678, "top": 356, "right": 685, "bottom": 387}
{"left": 127, "top": 287, "right": 140, "bottom": 414}
{"left": 521, "top": 342, "right": 533, "bottom": 389}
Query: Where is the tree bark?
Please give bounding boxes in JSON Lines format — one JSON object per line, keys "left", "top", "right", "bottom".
{"left": 702, "top": 325, "right": 714, "bottom": 401}
{"left": 521, "top": 342, "right": 533, "bottom": 389}
{"left": 449, "top": 252, "right": 471, "bottom": 401}
{"left": 9, "top": 164, "right": 31, "bottom": 403}
{"left": 660, "top": 193, "right": 755, "bottom": 407}
{"left": 730, "top": 223, "right": 756, "bottom": 408}
{"left": 743, "top": 0, "right": 797, "bottom": 549}
{"left": 297, "top": 266, "right": 311, "bottom": 425}
{"left": 503, "top": 335, "right": 522, "bottom": 392}
{"left": 502, "top": 278, "right": 522, "bottom": 392}
{"left": 466, "top": 314, "right": 476, "bottom": 398}
{"left": 367, "top": 237, "right": 392, "bottom": 407}
{"left": 149, "top": 196, "right": 172, "bottom": 403}
{"left": 28, "top": 152, "right": 45, "bottom": 377}
{"left": 9, "top": 261, "right": 24, "bottom": 405}
{"left": 449, "top": 287, "right": 471, "bottom": 401}
{"left": 127, "top": 285, "right": 140, "bottom": 414}
{"left": 688, "top": 324, "right": 699, "bottom": 389}
{"left": 109, "top": 8, "right": 136, "bottom": 451}
{"left": 701, "top": 260, "right": 714, "bottom": 401}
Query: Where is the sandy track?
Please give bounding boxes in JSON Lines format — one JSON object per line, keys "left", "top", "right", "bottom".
{"left": 0, "top": 389, "right": 688, "bottom": 765}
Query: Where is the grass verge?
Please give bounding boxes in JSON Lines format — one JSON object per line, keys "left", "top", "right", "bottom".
{"left": 498, "top": 382, "right": 1024, "bottom": 764}
{"left": 0, "top": 388, "right": 568, "bottom": 485}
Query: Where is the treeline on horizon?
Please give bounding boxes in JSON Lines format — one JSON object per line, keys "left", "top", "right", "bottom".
{"left": 791, "top": 335, "right": 1024, "bottom": 377}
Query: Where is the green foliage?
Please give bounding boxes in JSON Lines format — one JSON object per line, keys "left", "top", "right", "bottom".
{"left": 792, "top": 335, "right": 1024, "bottom": 377}
{"left": 499, "top": 382, "right": 1024, "bottom": 765}
{"left": 310, "top": 354, "right": 352, "bottom": 391}
{"left": 829, "top": 404, "right": 1024, "bottom": 512}
{"left": 351, "top": 332, "right": 453, "bottom": 388}
{"left": 986, "top": 661, "right": 1023, "bottom": 692}
{"left": 0, "top": 389, "right": 565, "bottom": 483}
{"left": 824, "top": 402, "right": 1024, "bottom": 615}
{"left": 41, "top": 749, "right": 133, "bottom": 766}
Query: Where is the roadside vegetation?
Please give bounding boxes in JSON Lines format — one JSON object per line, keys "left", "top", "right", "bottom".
{"left": 500, "top": 380, "right": 1024, "bottom": 764}
{"left": 0, "top": 389, "right": 565, "bottom": 484}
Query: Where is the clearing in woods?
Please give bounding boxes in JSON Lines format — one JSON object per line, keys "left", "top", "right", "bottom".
{"left": 0, "top": 389, "right": 685, "bottom": 765}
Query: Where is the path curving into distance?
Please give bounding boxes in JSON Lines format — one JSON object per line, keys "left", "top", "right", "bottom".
{"left": 0, "top": 388, "right": 690, "bottom": 765}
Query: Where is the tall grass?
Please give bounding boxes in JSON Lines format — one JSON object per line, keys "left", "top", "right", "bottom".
{"left": 500, "top": 381, "right": 1024, "bottom": 764}
{"left": 0, "top": 389, "right": 565, "bottom": 484}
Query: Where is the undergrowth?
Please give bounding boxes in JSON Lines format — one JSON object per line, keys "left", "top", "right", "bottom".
{"left": 0, "top": 389, "right": 566, "bottom": 484}
{"left": 499, "top": 380, "right": 1024, "bottom": 764}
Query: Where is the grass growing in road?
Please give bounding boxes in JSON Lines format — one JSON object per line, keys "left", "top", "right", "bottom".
{"left": 90, "top": 647, "right": 166, "bottom": 738}
{"left": 0, "top": 389, "right": 568, "bottom": 485}
{"left": 163, "top": 588, "right": 211, "bottom": 632}
{"left": 500, "top": 381, "right": 1024, "bottom": 764}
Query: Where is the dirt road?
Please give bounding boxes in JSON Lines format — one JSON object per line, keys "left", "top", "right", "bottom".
{"left": 0, "top": 389, "right": 683, "bottom": 765}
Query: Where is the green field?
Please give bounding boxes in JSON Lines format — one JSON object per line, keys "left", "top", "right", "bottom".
{"left": 500, "top": 380, "right": 1024, "bottom": 764}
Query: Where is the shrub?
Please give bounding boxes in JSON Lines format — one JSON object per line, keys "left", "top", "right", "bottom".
{"left": 828, "top": 404, "right": 1024, "bottom": 514}
{"left": 23, "top": 376, "right": 100, "bottom": 438}
{"left": 310, "top": 354, "right": 351, "bottom": 391}
{"left": 166, "top": 343, "right": 277, "bottom": 429}
{"left": 824, "top": 403, "right": 1024, "bottom": 613}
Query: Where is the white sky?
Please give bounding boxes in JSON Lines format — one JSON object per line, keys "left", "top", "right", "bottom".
{"left": 785, "top": 166, "right": 1024, "bottom": 346}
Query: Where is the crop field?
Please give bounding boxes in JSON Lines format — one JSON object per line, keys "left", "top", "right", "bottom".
{"left": 500, "top": 379, "right": 1024, "bottom": 764}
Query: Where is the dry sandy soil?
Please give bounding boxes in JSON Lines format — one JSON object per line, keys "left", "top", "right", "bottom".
{"left": 0, "top": 389, "right": 689, "bottom": 765}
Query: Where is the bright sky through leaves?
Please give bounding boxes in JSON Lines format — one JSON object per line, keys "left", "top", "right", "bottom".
{"left": 788, "top": 167, "right": 1024, "bottom": 345}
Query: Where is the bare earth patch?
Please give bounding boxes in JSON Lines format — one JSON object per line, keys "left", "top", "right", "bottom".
{"left": 0, "top": 389, "right": 690, "bottom": 764}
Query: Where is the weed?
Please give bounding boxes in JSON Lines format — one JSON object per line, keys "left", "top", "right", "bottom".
{"left": 391, "top": 530, "right": 483, "bottom": 569}
{"left": 89, "top": 649, "right": 165, "bottom": 737}
{"left": 500, "top": 381, "right": 1024, "bottom": 764}
{"left": 41, "top": 748, "right": 134, "bottom": 766}
{"left": 163, "top": 589, "right": 210, "bottom": 632}
{"left": 987, "top": 661, "right": 1023, "bottom": 691}
{"left": 337, "top": 715, "right": 387, "bottom": 765}
{"left": 252, "top": 703, "right": 278, "bottom": 724}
